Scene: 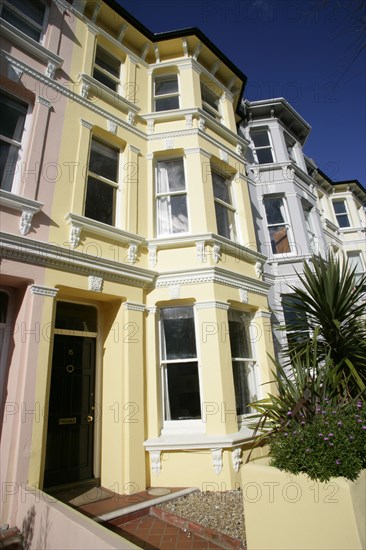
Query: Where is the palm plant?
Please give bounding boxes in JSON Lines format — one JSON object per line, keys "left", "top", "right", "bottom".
{"left": 281, "top": 253, "right": 366, "bottom": 399}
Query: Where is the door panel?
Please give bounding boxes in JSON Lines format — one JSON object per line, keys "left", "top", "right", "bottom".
{"left": 44, "top": 335, "right": 96, "bottom": 488}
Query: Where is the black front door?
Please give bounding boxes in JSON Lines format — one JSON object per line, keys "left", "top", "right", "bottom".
{"left": 44, "top": 335, "right": 96, "bottom": 488}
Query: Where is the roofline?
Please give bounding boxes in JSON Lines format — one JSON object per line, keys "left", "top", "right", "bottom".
{"left": 102, "top": 0, "right": 247, "bottom": 87}
{"left": 243, "top": 97, "right": 311, "bottom": 131}
{"left": 333, "top": 179, "right": 366, "bottom": 194}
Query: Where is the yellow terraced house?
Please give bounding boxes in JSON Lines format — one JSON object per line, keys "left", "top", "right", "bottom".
{"left": 0, "top": 0, "right": 275, "bottom": 529}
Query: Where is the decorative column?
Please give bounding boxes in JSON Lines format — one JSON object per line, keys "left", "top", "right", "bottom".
{"left": 195, "top": 301, "right": 237, "bottom": 435}
{"left": 123, "top": 145, "right": 140, "bottom": 234}
{"left": 25, "top": 286, "right": 59, "bottom": 488}
{"left": 121, "top": 302, "right": 146, "bottom": 491}
{"left": 21, "top": 97, "right": 52, "bottom": 199}
{"left": 145, "top": 307, "right": 161, "bottom": 438}
{"left": 70, "top": 119, "right": 93, "bottom": 215}
{"left": 185, "top": 149, "right": 216, "bottom": 234}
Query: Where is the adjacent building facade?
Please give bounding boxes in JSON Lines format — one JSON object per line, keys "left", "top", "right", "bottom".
{"left": 0, "top": 0, "right": 365, "bottom": 536}
{"left": 239, "top": 98, "right": 366, "bottom": 355}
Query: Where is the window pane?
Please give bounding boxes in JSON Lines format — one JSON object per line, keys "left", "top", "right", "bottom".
{"left": 155, "top": 75, "right": 178, "bottom": 95}
{"left": 229, "top": 317, "right": 252, "bottom": 358}
{"left": 264, "top": 198, "right": 285, "bottom": 225}
{"left": 269, "top": 226, "right": 291, "bottom": 254}
{"left": 161, "top": 308, "right": 196, "bottom": 360}
{"left": 201, "top": 83, "right": 219, "bottom": 110}
{"left": 89, "top": 139, "right": 118, "bottom": 182}
{"left": 0, "top": 143, "right": 20, "bottom": 191}
{"left": 212, "top": 172, "right": 230, "bottom": 203}
{"left": 232, "top": 362, "right": 251, "bottom": 415}
{"left": 214, "top": 202, "right": 231, "bottom": 239}
{"left": 157, "top": 160, "right": 185, "bottom": 192}
{"left": 55, "top": 302, "right": 97, "bottom": 332}
{"left": 85, "top": 177, "right": 114, "bottom": 225}
{"left": 336, "top": 214, "right": 350, "bottom": 228}
{"left": 347, "top": 252, "right": 363, "bottom": 273}
{"left": 93, "top": 69, "right": 117, "bottom": 91}
{"left": 0, "top": 292, "right": 9, "bottom": 324}
{"left": 333, "top": 201, "right": 347, "bottom": 214}
{"left": 95, "top": 47, "right": 120, "bottom": 77}
{"left": 7, "top": 0, "right": 45, "bottom": 25}
{"left": 251, "top": 131, "right": 270, "bottom": 147}
{"left": 155, "top": 96, "right": 179, "bottom": 111}
{"left": 2, "top": 6, "right": 41, "bottom": 41}
{"left": 0, "top": 93, "right": 28, "bottom": 141}
{"left": 256, "top": 148, "right": 273, "bottom": 164}
{"left": 165, "top": 362, "right": 201, "bottom": 420}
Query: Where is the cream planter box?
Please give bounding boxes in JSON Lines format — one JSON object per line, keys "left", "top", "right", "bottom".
{"left": 241, "top": 457, "right": 365, "bottom": 550}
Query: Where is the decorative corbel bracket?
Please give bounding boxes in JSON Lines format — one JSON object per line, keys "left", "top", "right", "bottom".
{"left": 211, "top": 448, "right": 223, "bottom": 474}
{"left": 150, "top": 450, "right": 161, "bottom": 475}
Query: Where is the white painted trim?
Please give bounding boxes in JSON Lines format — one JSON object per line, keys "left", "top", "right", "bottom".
{"left": 1, "top": 232, "right": 155, "bottom": 287}
{"left": 78, "top": 73, "right": 140, "bottom": 114}
{"left": 144, "top": 426, "right": 255, "bottom": 451}
{"left": 30, "top": 285, "right": 59, "bottom": 297}
{"left": 0, "top": 190, "right": 43, "bottom": 214}
{"left": 65, "top": 213, "right": 144, "bottom": 246}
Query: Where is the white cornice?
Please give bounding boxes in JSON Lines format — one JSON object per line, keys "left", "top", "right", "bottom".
{"left": 0, "top": 232, "right": 155, "bottom": 287}
{"left": 147, "top": 233, "right": 266, "bottom": 264}
{"left": 155, "top": 267, "right": 270, "bottom": 295}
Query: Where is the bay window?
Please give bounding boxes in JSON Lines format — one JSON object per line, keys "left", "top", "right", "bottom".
{"left": 154, "top": 74, "right": 179, "bottom": 111}
{"left": 93, "top": 46, "right": 121, "bottom": 92}
{"left": 160, "top": 307, "right": 201, "bottom": 421}
{"left": 228, "top": 310, "right": 256, "bottom": 416}
{"left": 212, "top": 171, "right": 236, "bottom": 240}
{"left": 84, "top": 138, "right": 119, "bottom": 226}
{"left": 263, "top": 197, "right": 292, "bottom": 254}
{"left": 156, "top": 159, "right": 189, "bottom": 236}
{"left": 0, "top": 0, "right": 46, "bottom": 42}
{"left": 0, "top": 91, "right": 28, "bottom": 192}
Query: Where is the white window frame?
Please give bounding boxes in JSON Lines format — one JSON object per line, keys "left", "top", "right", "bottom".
{"left": 250, "top": 128, "right": 275, "bottom": 164}
{"left": 153, "top": 73, "right": 180, "bottom": 112}
{"left": 228, "top": 310, "right": 259, "bottom": 424}
{"left": 84, "top": 137, "right": 120, "bottom": 227}
{"left": 212, "top": 169, "right": 237, "bottom": 241}
{"left": 263, "top": 196, "right": 293, "bottom": 255}
{"left": 93, "top": 45, "right": 121, "bottom": 93}
{"left": 0, "top": 0, "right": 48, "bottom": 43}
{"left": 158, "top": 306, "right": 204, "bottom": 434}
{"left": 0, "top": 90, "right": 30, "bottom": 194}
{"left": 332, "top": 199, "right": 351, "bottom": 228}
{"left": 200, "top": 82, "right": 221, "bottom": 120}
{"left": 155, "top": 157, "right": 190, "bottom": 237}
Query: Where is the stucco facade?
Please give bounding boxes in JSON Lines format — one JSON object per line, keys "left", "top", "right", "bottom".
{"left": 0, "top": 0, "right": 275, "bottom": 529}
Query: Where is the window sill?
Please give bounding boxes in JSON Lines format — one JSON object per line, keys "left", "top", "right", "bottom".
{"left": 144, "top": 425, "right": 255, "bottom": 452}
{"left": 65, "top": 213, "right": 144, "bottom": 250}
{"left": 0, "top": 18, "right": 63, "bottom": 73}
{"left": 78, "top": 74, "right": 140, "bottom": 115}
{"left": 0, "top": 189, "right": 43, "bottom": 235}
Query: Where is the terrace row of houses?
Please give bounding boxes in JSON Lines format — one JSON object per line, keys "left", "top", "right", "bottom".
{"left": 0, "top": 0, "right": 365, "bottom": 530}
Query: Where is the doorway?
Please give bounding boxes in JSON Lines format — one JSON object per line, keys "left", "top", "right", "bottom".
{"left": 44, "top": 302, "right": 98, "bottom": 488}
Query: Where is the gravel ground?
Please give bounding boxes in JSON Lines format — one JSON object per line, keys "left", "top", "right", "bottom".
{"left": 158, "top": 490, "right": 246, "bottom": 542}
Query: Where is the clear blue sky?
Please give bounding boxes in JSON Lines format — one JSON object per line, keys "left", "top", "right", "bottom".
{"left": 118, "top": 0, "right": 365, "bottom": 187}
